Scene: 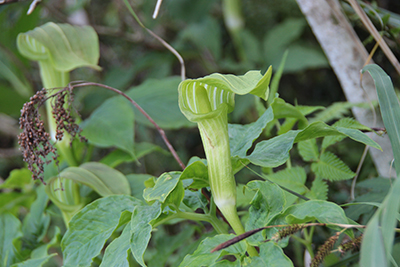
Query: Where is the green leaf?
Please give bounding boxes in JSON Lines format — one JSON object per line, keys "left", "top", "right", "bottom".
{"left": 81, "top": 97, "right": 135, "bottom": 158}
{"left": 266, "top": 200, "right": 352, "bottom": 238}
{"left": 307, "top": 177, "right": 328, "bottom": 200}
{"left": 311, "top": 152, "right": 355, "bottom": 181}
{"left": 143, "top": 172, "right": 182, "bottom": 203}
{"left": 127, "top": 77, "right": 194, "bottom": 129}
{"left": 62, "top": 195, "right": 141, "bottom": 267}
{"left": 271, "top": 98, "right": 308, "bottom": 128}
{"left": 22, "top": 186, "right": 50, "bottom": 248}
{"left": 10, "top": 254, "right": 57, "bottom": 267}
{"left": 180, "top": 160, "right": 209, "bottom": 189}
{"left": 242, "top": 242, "right": 293, "bottom": 267}
{"left": 263, "top": 167, "right": 308, "bottom": 205}
{"left": 130, "top": 202, "right": 162, "bottom": 267}
{"left": 178, "top": 234, "right": 246, "bottom": 267}
{"left": 163, "top": 181, "right": 185, "bottom": 210}
{"left": 268, "top": 50, "right": 288, "bottom": 105}
{"left": 0, "top": 168, "right": 33, "bottom": 191}
{"left": 17, "top": 22, "right": 101, "bottom": 71}
{"left": 360, "top": 215, "right": 387, "bottom": 267}
{"left": 100, "top": 223, "right": 131, "bottom": 267}
{"left": 126, "top": 174, "right": 153, "bottom": 201}
{"left": 229, "top": 107, "right": 274, "bottom": 157}
{"left": 310, "top": 102, "right": 365, "bottom": 123}
{"left": 298, "top": 139, "right": 319, "bottom": 162}
{"left": 245, "top": 181, "right": 286, "bottom": 244}
{"left": 0, "top": 213, "right": 22, "bottom": 266}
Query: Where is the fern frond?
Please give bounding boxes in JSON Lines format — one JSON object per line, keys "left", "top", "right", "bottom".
{"left": 311, "top": 152, "right": 355, "bottom": 181}
{"left": 310, "top": 102, "right": 369, "bottom": 124}
{"left": 308, "top": 176, "right": 328, "bottom": 200}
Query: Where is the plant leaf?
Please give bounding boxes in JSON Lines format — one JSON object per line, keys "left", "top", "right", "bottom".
{"left": 81, "top": 96, "right": 135, "bottom": 158}
{"left": 130, "top": 202, "right": 162, "bottom": 267}
{"left": 61, "top": 195, "right": 141, "bottom": 267}
{"left": 17, "top": 22, "right": 100, "bottom": 71}
{"left": 229, "top": 107, "right": 274, "bottom": 158}
{"left": 311, "top": 152, "right": 355, "bottom": 181}
{"left": 298, "top": 139, "right": 319, "bottom": 162}
{"left": 100, "top": 223, "right": 131, "bottom": 267}
{"left": 245, "top": 181, "right": 286, "bottom": 244}
{"left": 0, "top": 213, "right": 22, "bottom": 267}
{"left": 242, "top": 242, "right": 293, "bottom": 267}
{"left": 143, "top": 172, "right": 182, "bottom": 203}
{"left": 307, "top": 177, "right": 328, "bottom": 201}
{"left": 10, "top": 254, "right": 57, "bottom": 267}
{"left": 178, "top": 234, "right": 246, "bottom": 267}
{"left": 180, "top": 160, "right": 209, "bottom": 189}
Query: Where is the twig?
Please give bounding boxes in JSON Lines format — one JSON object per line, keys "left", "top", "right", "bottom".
{"left": 68, "top": 82, "right": 186, "bottom": 170}
{"left": 152, "top": 0, "right": 163, "bottom": 19}
{"left": 211, "top": 222, "right": 367, "bottom": 253}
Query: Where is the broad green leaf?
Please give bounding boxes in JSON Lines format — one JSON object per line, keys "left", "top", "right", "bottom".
{"left": 22, "top": 186, "right": 50, "bottom": 248}
{"left": 30, "top": 227, "right": 61, "bottom": 259}
{"left": 10, "top": 254, "right": 57, "bottom": 267}
{"left": 81, "top": 97, "right": 135, "bottom": 158}
{"left": 236, "top": 183, "right": 256, "bottom": 208}
{"left": 0, "top": 213, "right": 22, "bottom": 267}
{"left": 79, "top": 162, "right": 131, "bottom": 195}
{"left": 180, "top": 160, "right": 209, "bottom": 189}
{"left": 211, "top": 260, "right": 240, "bottom": 267}
{"left": 298, "top": 139, "right": 319, "bottom": 162}
{"left": 0, "top": 192, "right": 35, "bottom": 215}
{"left": 263, "top": 167, "right": 308, "bottom": 205}
{"left": 310, "top": 102, "right": 370, "bottom": 123}
{"left": 127, "top": 77, "right": 193, "bottom": 129}
{"left": 178, "top": 234, "right": 246, "bottom": 267}
{"left": 271, "top": 98, "right": 308, "bottom": 128}
{"left": 0, "top": 168, "right": 33, "bottom": 190}
{"left": 245, "top": 121, "right": 380, "bottom": 168}
{"left": 183, "top": 190, "right": 208, "bottom": 211}
{"left": 246, "top": 131, "right": 299, "bottom": 168}
{"left": 179, "top": 68, "right": 272, "bottom": 122}
{"left": 311, "top": 152, "right": 355, "bottom": 181}
{"left": 322, "top": 118, "right": 371, "bottom": 151}
{"left": 17, "top": 22, "right": 100, "bottom": 71}
{"left": 229, "top": 107, "right": 274, "bottom": 157}
{"left": 163, "top": 181, "right": 185, "bottom": 210}
{"left": 242, "top": 242, "right": 293, "bottom": 267}
{"left": 130, "top": 202, "right": 162, "bottom": 267}
{"left": 143, "top": 172, "right": 181, "bottom": 203}
{"left": 100, "top": 223, "right": 131, "bottom": 267}
{"left": 266, "top": 200, "right": 352, "bottom": 239}
{"left": 62, "top": 195, "right": 141, "bottom": 267}
{"left": 47, "top": 162, "right": 130, "bottom": 201}
{"left": 245, "top": 181, "right": 286, "bottom": 244}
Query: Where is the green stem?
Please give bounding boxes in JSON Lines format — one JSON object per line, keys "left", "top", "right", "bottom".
{"left": 198, "top": 113, "right": 258, "bottom": 257}
{"left": 38, "top": 61, "right": 77, "bottom": 167}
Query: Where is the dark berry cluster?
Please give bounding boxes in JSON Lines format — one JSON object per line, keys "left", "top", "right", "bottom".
{"left": 18, "top": 87, "right": 86, "bottom": 184}
{"left": 50, "top": 88, "right": 86, "bottom": 143}
{"left": 311, "top": 232, "right": 340, "bottom": 267}
{"left": 18, "top": 89, "right": 57, "bottom": 184}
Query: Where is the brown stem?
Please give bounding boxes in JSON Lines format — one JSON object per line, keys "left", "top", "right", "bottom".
{"left": 68, "top": 82, "right": 186, "bottom": 170}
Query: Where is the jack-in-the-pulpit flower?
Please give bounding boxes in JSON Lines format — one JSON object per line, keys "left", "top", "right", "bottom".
{"left": 178, "top": 68, "right": 272, "bottom": 256}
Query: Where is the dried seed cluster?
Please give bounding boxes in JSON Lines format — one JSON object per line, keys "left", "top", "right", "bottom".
{"left": 311, "top": 232, "right": 340, "bottom": 267}
{"left": 338, "top": 235, "right": 363, "bottom": 253}
{"left": 18, "top": 87, "right": 85, "bottom": 184}
{"left": 273, "top": 224, "right": 307, "bottom": 241}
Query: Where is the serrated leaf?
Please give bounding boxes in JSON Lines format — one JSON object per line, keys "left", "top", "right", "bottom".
{"left": 229, "top": 107, "right": 274, "bottom": 157}
{"left": 100, "top": 223, "right": 131, "bottom": 267}
{"left": 298, "top": 139, "right": 319, "bottom": 162}
{"left": 0, "top": 213, "right": 22, "bottom": 267}
{"left": 311, "top": 152, "right": 355, "bottom": 181}
{"left": 143, "top": 172, "right": 181, "bottom": 203}
{"left": 81, "top": 97, "right": 135, "bottom": 158}
{"left": 310, "top": 102, "right": 360, "bottom": 123}
{"left": 263, "top": 167, "right": 308, "bottom": 205}
{"left": 307, "top": 177, "right": 328, "bottom": 200}
{"left": 242, "top": 242, "right": 293, "bottom": 267}
{"left": 130, "top": 202, "right": 162, "bottom": 267}
{"left": 17, "top": 22, "right": 100, "bottom": 71}
{"left": 61, "top": 195, "right": 142, "bottom": 267}
{"left": 245, "top": 181, "right": 286, "bottom": 244}
{"left": 178, "top": 234, "right": 246, "bottom": 267}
